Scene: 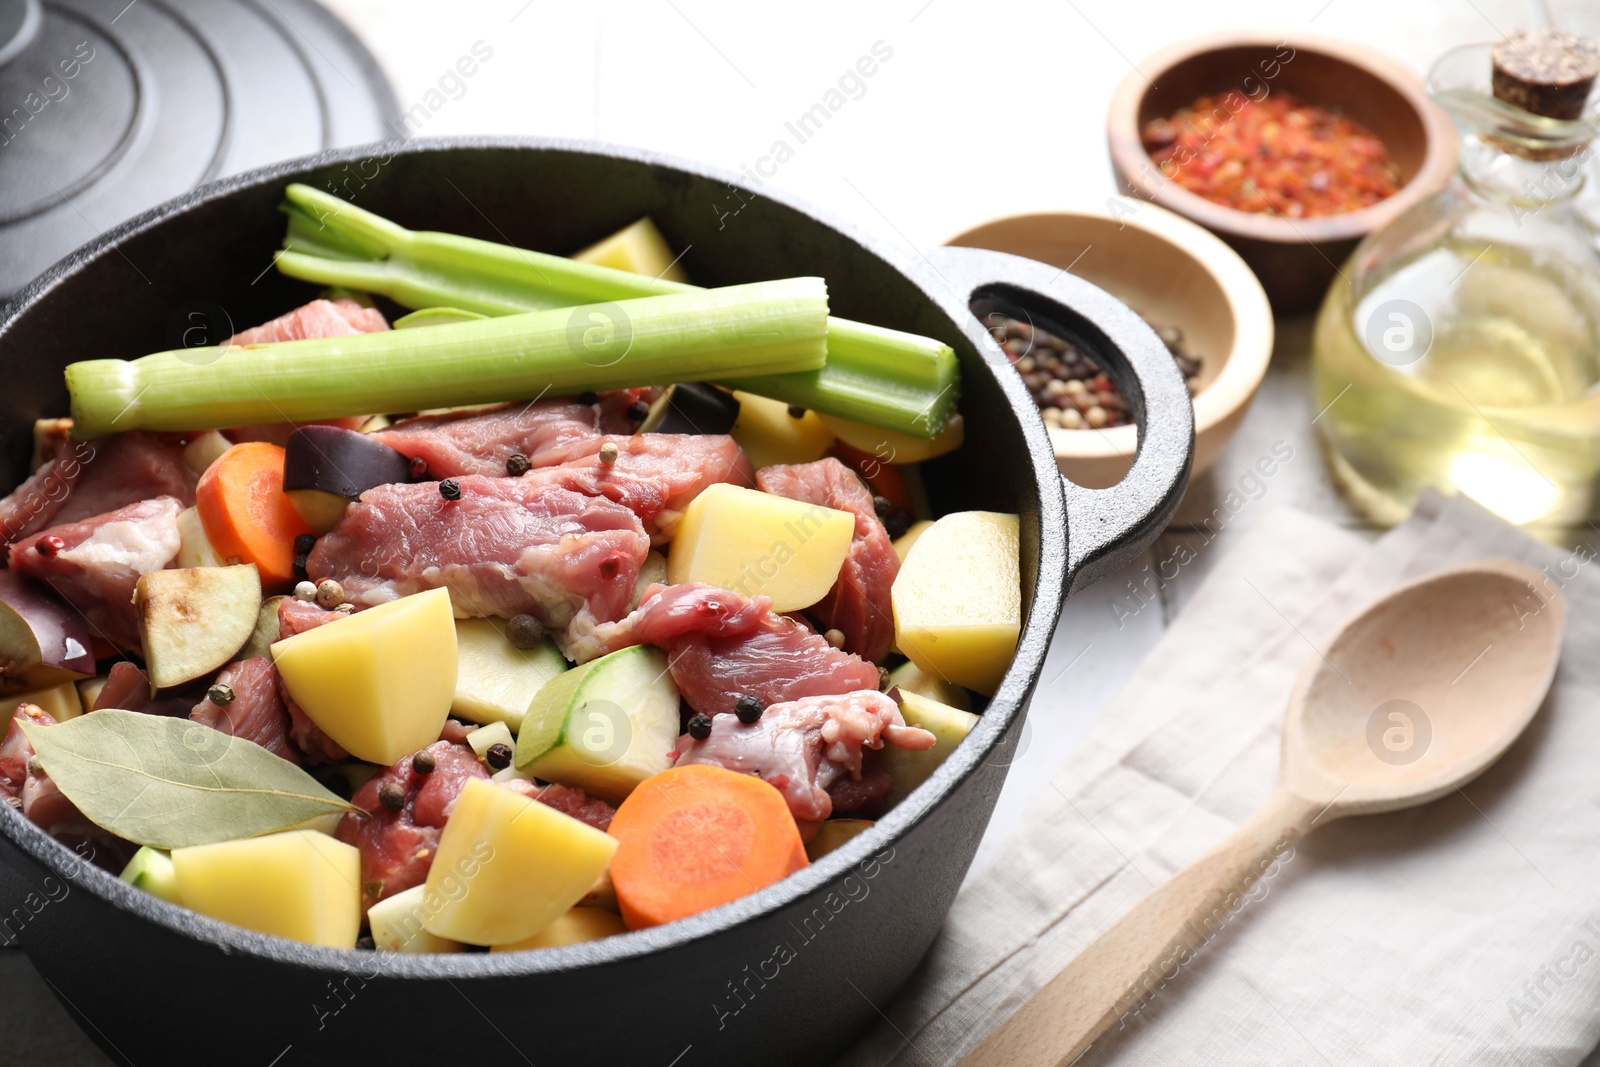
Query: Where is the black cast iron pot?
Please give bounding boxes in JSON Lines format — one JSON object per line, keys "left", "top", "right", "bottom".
{"left": 0, "top": 138, "right": 1192, "bottom": 1066}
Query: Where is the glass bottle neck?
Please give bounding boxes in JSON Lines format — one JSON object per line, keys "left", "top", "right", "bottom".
{"left": 1458, "top": 135, "right": 1591, "bottom": 208}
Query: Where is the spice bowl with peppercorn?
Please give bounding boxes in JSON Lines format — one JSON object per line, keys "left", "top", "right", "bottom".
{"left": 1106, "top": 33, "right": 1458, "bottom": 313}
{"left": 947, "top": 201, "right": 1273, "bottom": 490}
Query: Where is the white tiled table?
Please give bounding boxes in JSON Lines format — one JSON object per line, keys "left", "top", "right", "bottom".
{"left": 6, "top": 1, "right": 1597, "bottom": 1062}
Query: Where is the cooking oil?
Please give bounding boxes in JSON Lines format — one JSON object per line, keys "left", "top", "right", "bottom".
{"left": 1313, "top": 239, "right": 1600, "bottom": 525}
{"left": 1311, "top": 35, "right": 1600, "bottom": 527}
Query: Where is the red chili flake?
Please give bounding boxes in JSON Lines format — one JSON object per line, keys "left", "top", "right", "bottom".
{"left": 1142, "top": 90, "right": 1401, "bottom": 217}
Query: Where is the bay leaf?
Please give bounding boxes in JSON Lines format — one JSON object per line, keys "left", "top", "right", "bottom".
{"left": 21, "top": 709, "right": 360, "bottom": 849}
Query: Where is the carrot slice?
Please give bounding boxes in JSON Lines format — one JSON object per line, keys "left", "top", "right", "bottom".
{"left": 195, "top": 441, "right": 311, "bottom": 590}
{"left": 608, "top": 764, "right": 807, "bottom": 930}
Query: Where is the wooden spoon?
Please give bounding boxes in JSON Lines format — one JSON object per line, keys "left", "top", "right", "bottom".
{"left": 961, "top": 559, "right": 1565, "bottom": 1067}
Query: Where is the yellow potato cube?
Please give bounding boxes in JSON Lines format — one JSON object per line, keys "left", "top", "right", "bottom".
{"left": 667, "top": 483, "right": 854, "bottom": 612}
{"left": 817, "top": 412, "right": 965, "bottom": 464}
{"left": 424, "top": 778, "right": 618, "bottom": 946}
{"left": 891, "top": 511, "right": 1020, "bottom": 696}
{"left": 892, "top": 520, "right": 936, "bottom": 563}
{"left": 490, "top": 906, "right": 626, "bottom": 952}
{"left": 729, "top": 391, "right": 835, "bottom": 471}
{"left": 0, "top": 681, "right": 83, "bottom": 722}
{"left": 572, "top": 218, "right": 689, "bottom": 283}
{"left": 366, "top": 884, "right": 463, "bottom": 954}
{"left": 272, "top": 587, "right": 457, "bottom": 765}
{"left": 171, "top": 831, "right": 360, "bottom": 948}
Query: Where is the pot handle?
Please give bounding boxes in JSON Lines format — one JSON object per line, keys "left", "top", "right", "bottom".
{"left": 923, "top": 246, "right": 1193, "bottom": 594}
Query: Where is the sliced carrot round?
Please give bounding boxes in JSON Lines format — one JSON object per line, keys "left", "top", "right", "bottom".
{"left": 195, "top": 441, "right": 311, "bottom": 590}
{"left": 608, "top": 764, "right": 807, "bottom": 930}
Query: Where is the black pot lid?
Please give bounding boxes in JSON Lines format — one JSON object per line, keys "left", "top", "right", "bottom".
{"left": 0, "top": 0, "right": 398, "bottom": 297}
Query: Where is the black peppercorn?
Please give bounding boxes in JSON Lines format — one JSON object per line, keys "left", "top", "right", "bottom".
{"left": 439, "top": 478, "right": 461, "bottom": 501}
{"left": 687, "top": 713, "right": 713, "bottom": 740}
{"left": 787, "top": 405, "right": 807, "bottom": 419}
{"left": 485, "top": 743, "right": 513, "bottom": 770}
{"left": 872, "top": 495, "right": 892, "bottom": 519}
{"left": 505, "top": 613, "right": 545, "bottom": 649}
{"left": 411, "top": 750, "right": 436, "bottom": 775}
{"left": 293, "top": 533, "right": 317, "bottom": 555}
{"left": 409, "top": 455, "right": 428, "bottom": 480}
{"left": 885, "top": 514, "right": 910, "bottom": 539}
{"left": 627, "top": 399, "right": 651, "bottom": 421}
{"left": 292, "top": 553, "right": 309, "bottom": 580}
{"left": 207, "top": 682, "right": 236, "bottom": 706}
{"left": 734, "top": 694, "right": 764, "bottom": 724}
{"left": 578, "top": 391, "right": 599, "bottom": 405}
{"left": 505, "top": 452, "right": 532, "bottom": 476}
{"left": 378, "top": 781, "right": 406, "bottom": 812}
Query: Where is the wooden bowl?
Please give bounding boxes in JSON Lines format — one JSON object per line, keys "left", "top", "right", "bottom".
{"left": 946, "top": 201, "right": 1273, "bottom": 490}
{"left": 1107, "top": 33, "right": 1458, "bottom": 314}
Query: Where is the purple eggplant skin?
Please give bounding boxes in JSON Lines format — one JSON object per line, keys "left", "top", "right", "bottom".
{"left": 282, "top": 424, "right": 411, "bottom": 500}
{"left": 0, "top": 570, "right": 96, "bottom": 692}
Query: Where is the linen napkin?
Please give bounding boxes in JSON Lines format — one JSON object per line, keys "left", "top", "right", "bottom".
{"left": 841, "top": 492, "right": 1600, "bottom": 1067}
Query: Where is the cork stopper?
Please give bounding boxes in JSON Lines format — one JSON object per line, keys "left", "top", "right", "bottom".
{"left": 1491, "top": 28, "right": 1599, "bottom": 121}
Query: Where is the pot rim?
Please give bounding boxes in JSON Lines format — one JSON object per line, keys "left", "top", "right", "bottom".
{"left": 0, "top": 134, "right": 1070, "bottom": 978}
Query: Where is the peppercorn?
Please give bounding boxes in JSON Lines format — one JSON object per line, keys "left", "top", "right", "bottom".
{"left": 378, "top": 781, "right": 406, "bottom": 812}
{"left": 335, "top": 603, "right": 356, "bottom": 614}
{"left": 823, "top": 628, "right": 846, "bottom": 649}
{"left": 292, "top": 553, "right": 309, "bottom": 580}
{"left": 627, "top": 399, "right": 651, "bottom": 422}
{"left": 872, "top": 495, "right": 892, "bottom": 519}
{"left": 734, "top": 694, "right": 764, "bottom": 724}
{"left": 411, "top": 750, "right": 436, "bottom": 775}
{"left": 294, "top": 580, "right": 318, "bottom": 602}
{"left": 598, "top": 442, "right": 619, "bottom": 466}
{"left": 409, "top": 455, "right": 428, "bottom": 480}
{"left": 885, "top": 514, "right": 910, "bottom": 539}
{"left": 294, "top": 533, "right": 317, "bottom": 555}
{"left": 578, "top": 391, "right": 599, "bottom": 405}
{"left": 506, "top": 613, "right": 545, "bottom": 649}
{"left": 25, "top": 755, "right": 42, "bottom": 777}
{"left": 485, "top": 743, "right": 513, "bottom": 770}
{"left": 505, "top": 452, "right": 532, "bottom": 476}
{"left": 208, "top": 682, "right": 235, "bottom": 706}
{"left": 687, "top": 713, "right": 713, "bottom": 740}
{"left": 315, "top": 579, "right": 344, "bottom": 609}
{"left": 787, "top": 405, "right": 807, "bottom": 419}
{"left": 439, "top": 478, "right": 461, "bottom": 501}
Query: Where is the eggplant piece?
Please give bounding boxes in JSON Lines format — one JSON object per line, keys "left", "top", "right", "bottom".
{"left": 282, "top": 425, "right": 412, "bottom": 534}
{"left": 639, "top": 383, "right": 740, "bottom": 435}
{"left": 0, "top": 571, "right": 96, "bottom": 691}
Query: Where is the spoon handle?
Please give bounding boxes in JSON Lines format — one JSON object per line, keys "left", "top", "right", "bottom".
{"left": 958, "top": 788, "right": 1323, "bottom": 1067}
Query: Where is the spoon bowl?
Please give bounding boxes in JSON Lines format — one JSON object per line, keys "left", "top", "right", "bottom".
{"left": 1286, "top": 559, "right": 1565, "bottom": 813}
{"left": 963, "top": 559, "right": 1565, "bottom": 1067}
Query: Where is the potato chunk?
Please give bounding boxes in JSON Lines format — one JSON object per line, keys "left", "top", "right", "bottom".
{"left": 489, "top": 907, "right": 626, "bottom": 952}
{"left": 272, "top": 587, "right": 457, "bottom": 765}
{"left": 729, "top": 391, "right": 835, "bottom": 470}
{"left": 891, "top": 511, "right": 1020, "bottom": 695}
{"left": 423, "top": 778, "right": 617, "bottom": 946}
{"left": 667, "top": 483, "right": 854, "bottom": 611}
{"left": 171, "top": 831, "right": 360, "bottom": 948}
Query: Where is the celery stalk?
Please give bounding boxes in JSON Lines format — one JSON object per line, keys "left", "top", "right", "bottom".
{"left": 66, "top": 279, "right": 828, "bottom": 439}
{"left": 276, "top": 185, "right": 958, "bottom": 438}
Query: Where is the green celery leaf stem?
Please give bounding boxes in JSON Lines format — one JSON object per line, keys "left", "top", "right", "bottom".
{"left": 67, "top": 278, "right": 828, "bottom": 439}
{"left": 278, "top": 185, "right": 957, "bottom": 437}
